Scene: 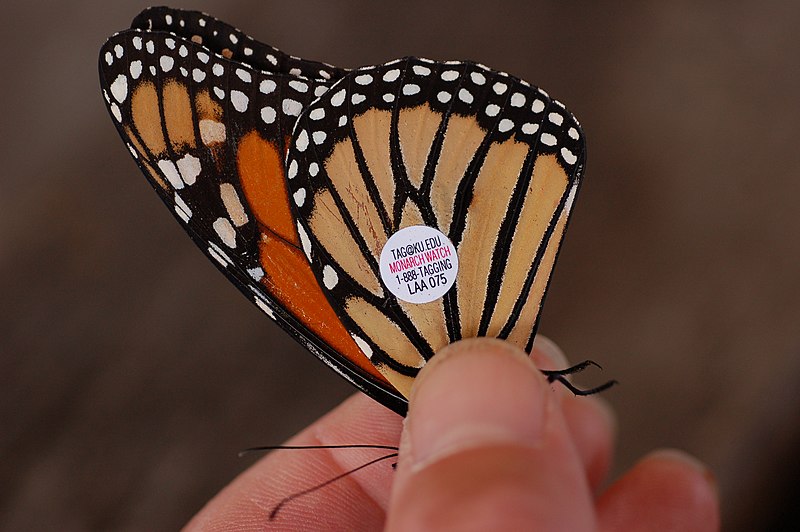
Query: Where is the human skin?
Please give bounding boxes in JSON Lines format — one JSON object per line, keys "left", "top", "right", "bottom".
{"left": 185, "top": 337, "right": 720, "bottom": 531}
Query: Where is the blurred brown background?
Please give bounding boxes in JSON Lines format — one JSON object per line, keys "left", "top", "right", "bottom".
{"left": 2, "top": 1, "right": 798, "bottom": 530}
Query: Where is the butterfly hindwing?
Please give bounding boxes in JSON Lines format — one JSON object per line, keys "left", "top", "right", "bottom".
{"left": 99, "top": 21, "right": 408, "bottom": 413}
{"left": 288, "top": 58, "right": 586, "bottom": 397}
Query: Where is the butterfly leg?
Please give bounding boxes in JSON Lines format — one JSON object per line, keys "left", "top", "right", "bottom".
{"left": 540, "top": 360, "right": 618, "bottom": 396}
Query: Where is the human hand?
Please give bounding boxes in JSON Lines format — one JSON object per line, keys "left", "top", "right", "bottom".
{"left": 185, "top": 338, "right": 719, "bottom": 531}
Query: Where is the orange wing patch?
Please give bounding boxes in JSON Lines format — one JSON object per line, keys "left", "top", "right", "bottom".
{"left": 237, "top": 130, "right": 389, "bottom": 384}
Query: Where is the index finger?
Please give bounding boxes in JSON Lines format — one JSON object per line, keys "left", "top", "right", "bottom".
{"left": 184, "top": 393, "right": 402, "bottom": 531}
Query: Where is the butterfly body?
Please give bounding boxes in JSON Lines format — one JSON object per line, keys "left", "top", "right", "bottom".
{"left": 100, "top": 7, "right": 594, "bottom": 415}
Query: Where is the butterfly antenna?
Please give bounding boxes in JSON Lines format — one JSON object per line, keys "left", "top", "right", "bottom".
{"left": 239, "top": 443, "right": 399, "bottom": 458}
{"left": 540, "top": 360, "right": 618, "bottom": 396}
{"left": 268, "top": 451, "right": 399, "bottom": 520}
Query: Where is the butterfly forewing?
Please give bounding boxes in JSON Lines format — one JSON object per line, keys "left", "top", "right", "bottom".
{"left": 288, "top": 58, "right": 586, "bottom": 397}
{"left": 129, "top": 6, "right": 346, "bottom": 82}
{"left": 99, "top": 21, "right": 407, "bottom": 413}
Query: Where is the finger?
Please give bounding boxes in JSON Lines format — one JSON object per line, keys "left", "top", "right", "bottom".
{"left": 532, "top": 335, "right": 616, "bottom": 492}
{"left": 597, "top": 449, "right": 720, "bottom": 532}
{"left": 386, "top": 338, "right": 595, "bottom": 532}
{"left": 185, "top": 393, "right": 403, "bottom": 531}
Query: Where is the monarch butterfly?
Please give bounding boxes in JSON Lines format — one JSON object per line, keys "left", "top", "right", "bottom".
{"left": 99, "top": 6, "right": 612, "bottom": 416}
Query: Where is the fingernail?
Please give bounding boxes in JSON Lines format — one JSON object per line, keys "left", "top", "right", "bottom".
{"left": 406, "top": 339, "right": 549, "bottom": 469}
{"left": 532, "top": 335, "right": 568, "bottom": 368}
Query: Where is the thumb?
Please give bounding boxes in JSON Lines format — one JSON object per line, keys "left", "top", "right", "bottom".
{"left": 386, "top": 338, "right": 595, "bottom": 532}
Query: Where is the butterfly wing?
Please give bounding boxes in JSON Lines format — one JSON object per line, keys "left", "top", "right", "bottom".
{"left": 288, "top": 58, "right": 586, "bottom": 397}
{"left": 99, "top": 24, "right": 407, "bottom": 413}
{"left": 128, "top": 6, "right": 345, "bottom": 82}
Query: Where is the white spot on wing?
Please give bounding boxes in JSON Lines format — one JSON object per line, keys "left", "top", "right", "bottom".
{"left": 177, "top": 154, "right": 201, "bottom": 185}
{"left": 289, "top": 80, "right": 309, "bottom": 93}
{"left": 247, "top": 267, "right": 264, "bottom": 281}
{"left": 458, "top": 88, "right": 473, "bottom": 103}
{"left": 297, "top": 222, "right": 312, "bottom": 259}
{"left": 199, "top": 119, "right": 226, "bottom": 144}
{"left": 548, "top": 112, "right": 563, "bottom": 125}
{"left": 261, "top": 106, "right": 276, "bottom": 124}
{"left": 110, "top": 75, "right": 128, "bottom": 103}
{"left": 331, "top": 89, "right": 346, "bottom": 107}
{"left": 322, "top": 265, "right": 338, "bottom": 289}
{"left": 235, "top": 68, "right": 252, "bottom": 83}
{"left": 174, "top": 193, "right": 192, "bottom": 222}
{"left": 213, "top": 217, "right": 237, "bottom": 248}
{"left": 293, "top": 188, "right": 306, "bottom": 206}
{"left": 383, "top": 69, "right": 401, "bottom": 82}
{"left": 355, "top": 74, "right": 373, "bottom": 85}
{"left": 254, "top": 297, "right": 275, "bottom": 318}
{"left": 231, "top": 90, "right": 249, "bottom": 112}
{"left": 208, "top": 242, "right": 232, "bottom": 267}
{"left": 351, "top": 334, "right": 373, "bottom": 359}
{"left": 540, "top": 133, "right": 557, "bottom": 146}
{"left": 160, "top": 55, "right": 174, "bottom": 72}
{"left": 498, "top": 119, "right": 514, "bottom": 132}
{"left": 282, "top": 99, "right": 302, "bottom": 116}
{"left": 441, "top": 70, "right": 459, "bottom": 81}
{"left": 220, "top": 183, "right": 249, "bottom": 226}
{"left": 110, "top": 103, "right": 122, "bottom": 122}
{"left": 260, "top": 79, "right": 276, "bottom": 94}
{"left": 561, "top": 147, "right": 577, "bottom": 165}
{"left": 157, "top": 159, "right": 184, "bottom": 189}
{"left": 129, "top": 60, "right": 142, "bottom": 79}
{"left": 295, "top": 130, "right": 309, "bottom": 152}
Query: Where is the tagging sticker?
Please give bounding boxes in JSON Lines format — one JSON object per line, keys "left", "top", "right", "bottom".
{"left": 379, "top": 225, "right": 459, "bottom": 304}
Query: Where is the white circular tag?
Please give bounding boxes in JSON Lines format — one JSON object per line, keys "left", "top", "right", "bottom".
{"left": 379, "top": 225, "right": 459, "bottom": 304}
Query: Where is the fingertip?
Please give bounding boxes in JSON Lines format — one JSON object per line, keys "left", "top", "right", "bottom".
{"left": 531, "top": 334, "right": 569, "bottom": 369}
{"left": 405, "top": 338, "right": 547, "bottom": 469}
{"left": 598, "top": 449, "right": 720, "bottom": 532}
{"left": 562, "top": 394, "right": 616, "bottom": 490}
